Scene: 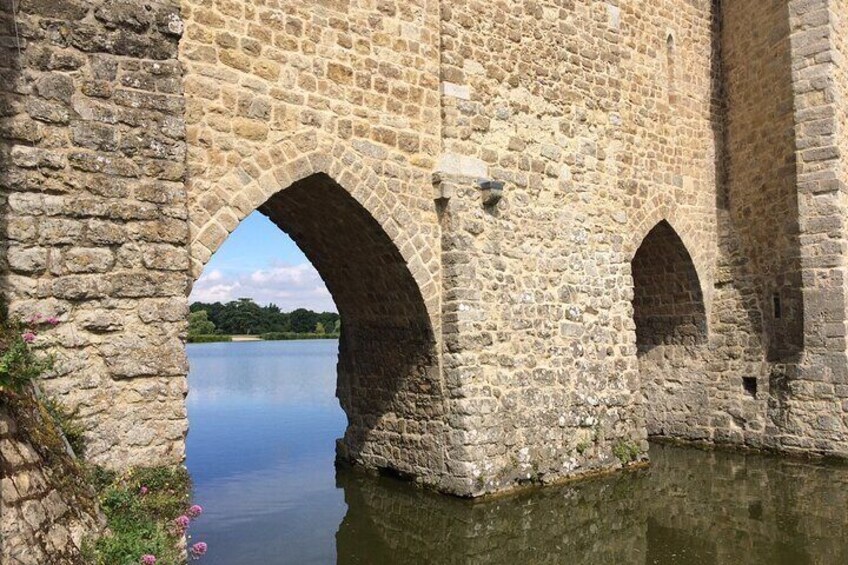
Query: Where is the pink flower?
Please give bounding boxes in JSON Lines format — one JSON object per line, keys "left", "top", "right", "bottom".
{"left": 139, "top": 486, "right": 148, "bottom": 495}
{"left": 46, "top": 316, "right": 59, "bottom": 326}
{"left": 141, "top": 556, "right": 156, "bottom": 565}
{"left": 175, "top": 515, "right": 190, "bottom": 530}
{"left": 21, "top": 331, "right": 36, "bottom": 344}
{"left": 187, "top": 504, "right": 203, "bottom": 518}
{"left": 190, "top": 542, "right": 208, "bottom": 557}
{"left": 28, "top": 313, "right": 42, "bottom": 325}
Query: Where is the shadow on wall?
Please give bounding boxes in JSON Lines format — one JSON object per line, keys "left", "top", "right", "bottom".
{"left": 0, "top": 0, "right": 20, "bottom": 308}
{"left": 252, "top": 173, "right": 446, "bottom": 483}
{"left": 632, "top": 220, "right": 707, "bottom": 354}
{"left": 709, "top": 0, "right": 768, "bottom": 366}
{"left": 714, "top": 0, "right": 803, "bottom": 363}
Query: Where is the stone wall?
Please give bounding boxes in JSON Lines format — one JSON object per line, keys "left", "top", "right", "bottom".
{"left": 435, "top": 0, "right": 727, "bottom": 492}
{"left": 4, "top": 0, "right": 848, "bottom": 502}
{"left": 1, "top": 393, "right": 104, "bottom": 565}
{"left": 177, "top": 0, "right": 464, "bottom": 490}
{"left": 0, "top": 0, "right": 190, "bottom": 470}
{"left": 780, "top": 0, "right": 848, "bottom": 455}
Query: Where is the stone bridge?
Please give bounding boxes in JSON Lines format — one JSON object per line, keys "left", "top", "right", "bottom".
{"left": 2, "top": 0, "right": 848, "bottom": 496}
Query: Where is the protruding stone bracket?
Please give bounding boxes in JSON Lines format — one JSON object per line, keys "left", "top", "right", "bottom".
{"left": 432, "top": 172, "right": 454, "bottom": 202}
{"left": 477, "top": 178, "right": 504, "bottom": 207}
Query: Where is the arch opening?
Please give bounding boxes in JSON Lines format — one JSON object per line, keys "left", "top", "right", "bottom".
{"left": 631, "top": 220, "right": 708, "bottom": 438}
{"left": 192, "top": 172, "right": 445, "bottom": 483}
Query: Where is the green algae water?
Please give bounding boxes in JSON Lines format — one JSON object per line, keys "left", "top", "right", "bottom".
{"left": 186, "top": 340, "right": 848, "bottom": 564}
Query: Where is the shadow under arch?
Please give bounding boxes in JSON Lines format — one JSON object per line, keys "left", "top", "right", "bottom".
{"left": 193, "top": 172, "right": 448, "bottom": 486}
{"left": 632, "top": 220, "right": 707, "bottom": 351}
{"left": 631, "top": 220, "right": 709, "bottom": 439}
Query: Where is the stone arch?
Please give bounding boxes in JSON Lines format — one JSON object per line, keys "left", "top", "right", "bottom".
{"left": 186, "top": 156, "right": 451, "bottom": 487}
{"left": 187, "top": 134, "right": 439, "bottom": 327}
{"left": 631, "top": 220, "right": 707, "bottom": 350}
{"left": 626, "top": 203, "right": 713, "bottom": 315}
{"left": 631, "top": 220, "right": 710, "bottom": 438}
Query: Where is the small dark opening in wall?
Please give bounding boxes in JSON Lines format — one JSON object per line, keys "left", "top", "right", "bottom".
{"left": 743, "top": 377, "right": 758, "bottom": 398}
{"left": 773, "top": 294, "right": 782, "bottom": 319}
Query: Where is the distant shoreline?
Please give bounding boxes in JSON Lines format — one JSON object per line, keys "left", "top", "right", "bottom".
{"left": 187, "top": 333, "right": 340, "bottom": 344}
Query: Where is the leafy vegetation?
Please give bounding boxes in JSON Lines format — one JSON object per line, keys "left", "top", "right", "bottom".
{"left": 190, "top": 298, "right": 340, "bottom": 337}
{"left": 188, "top": 310, "right": 216, "bottom": 336}
{"left": 0, "top": 309, "right": 56, "bottom": 392}
{"left": 261, "top": 332, "right": 339, "bottom": 341}
{"left": 186, "top": 334, "right": 232, "bottom": 344}
{"left": 83, "top": 466, "right": 195, "bottom": 565}
{"left": 612, "top": 440, "right": 641, "bottom": 465}
{"left": 42, "top": 395, "right": 87, "bottom": 458}
{"left": 0, "top": 302, "right": 205, "bottom": 564}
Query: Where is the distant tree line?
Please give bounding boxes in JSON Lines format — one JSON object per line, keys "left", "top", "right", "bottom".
{"left": 189, "top": 298, "right": 340, "bottom": 337}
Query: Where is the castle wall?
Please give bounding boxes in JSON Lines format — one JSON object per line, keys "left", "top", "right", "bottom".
{"left": 0, "top": 0, "right": 191, "bottom": 469}
{"left": 776, "top": 0, "right": 848, "bottom": 455}
{"left": 177, "top": 0, "right": 466, "bottom": 491}
{"left": 3, "top": 0, "right": 848, "bottom": 500}
{"left": 436, "top": 0, "right": 727, "bottom": 492}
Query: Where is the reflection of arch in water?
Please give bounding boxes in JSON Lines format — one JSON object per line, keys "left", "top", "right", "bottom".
{"left": 334, "top": 444, "right": 848, "bottom": 564}
{"left": 190, "top": 170, "right": 448, "bottom": 487}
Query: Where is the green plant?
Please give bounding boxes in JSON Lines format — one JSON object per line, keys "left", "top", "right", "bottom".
{"left": 576, "top": 441, "right": 590, "bottom": 455}
{"left": 42, "top": 396, "right": 87, "bottom": 458}
{"left": 612, "top": 441, "right": 641, "bottom": 465}
{"left": 0, "top": 309, "right": 57, "bottom": 392}
{"left": 85, "top": 466, "right": 194, "bottom": 565}
{"left": 187, "top": 334, "right": 232, "bottom": 343}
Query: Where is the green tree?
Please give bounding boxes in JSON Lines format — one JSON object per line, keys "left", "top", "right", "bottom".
{"left": 289, "top": 308, "right": 319, "bottom": 333}
{"left": 188, "top": 310, "right": 216, "bottom": 336}
{"left": 315, "top": 322, "right": 326, "bottom": 334}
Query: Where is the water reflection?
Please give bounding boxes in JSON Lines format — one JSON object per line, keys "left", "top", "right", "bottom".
{"left": 337, "top": 444, "right": 848, "bottom": 564}
{"left": 187, "top": 341, "right": 848, "bottom": 565}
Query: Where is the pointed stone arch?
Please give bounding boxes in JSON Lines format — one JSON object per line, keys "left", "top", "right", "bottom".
{"left": 626, "top": 203, "right": 714, "bottom": 317}
{"left": 631, "top": 219, "right": 710, "bottom": 439}
{"left": 187, "top": 133, "right": 440, "bottom": 328}
{"left": 631, "top": 220, "right": 708, "bottom": 350}
{"left": 184, "top": 140, "right": 454, "bottom": 489}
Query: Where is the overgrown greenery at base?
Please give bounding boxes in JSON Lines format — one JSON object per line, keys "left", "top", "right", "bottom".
{"left": 0, "top": 303, "right": 203, "bottom": 563}
{"left": 82, "top": 466, "right": 192, "bottom": 565}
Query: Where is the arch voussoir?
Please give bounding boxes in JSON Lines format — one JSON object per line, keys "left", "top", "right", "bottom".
{"left": 188, "top": 139, "right": 440, "bottom": 327}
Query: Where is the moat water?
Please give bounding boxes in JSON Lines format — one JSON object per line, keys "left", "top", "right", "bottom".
{"left": 186, "top": 340, "right": 848, "bottom": 564}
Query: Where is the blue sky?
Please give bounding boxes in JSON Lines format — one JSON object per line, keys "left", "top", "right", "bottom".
{"left": 189, "top": 212, "right": 337, "bottom": 312}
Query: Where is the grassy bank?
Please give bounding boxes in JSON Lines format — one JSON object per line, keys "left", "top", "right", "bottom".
{"left": 261, "top": 332, "right": 340, "bottom": 341}
{"left": 186, "top": 334, "right": 232, "bottom": 343}
{"left": 188, "top": 333, "right": 340, "bottom": 343}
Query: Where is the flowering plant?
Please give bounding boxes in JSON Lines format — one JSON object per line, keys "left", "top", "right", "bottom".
{"left": 0, "top": 310, "right": 59, "bottom": 393}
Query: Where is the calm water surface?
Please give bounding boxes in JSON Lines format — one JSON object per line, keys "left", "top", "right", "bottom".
{"left": 186, "top": 340, "right": 848, "bottom": 564}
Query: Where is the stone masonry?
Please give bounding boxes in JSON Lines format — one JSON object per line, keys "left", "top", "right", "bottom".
{"left": 2, "top": 0, "right": 848, "bottom": 505}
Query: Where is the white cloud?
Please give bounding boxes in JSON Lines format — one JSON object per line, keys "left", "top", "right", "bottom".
{"left": 190, "top": 263, "right": 336, "bottom": 312}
